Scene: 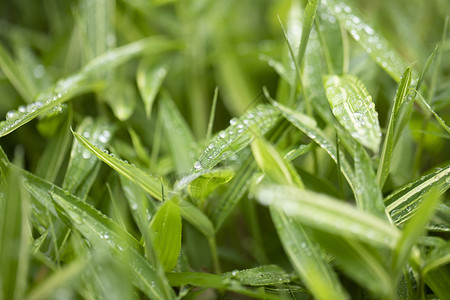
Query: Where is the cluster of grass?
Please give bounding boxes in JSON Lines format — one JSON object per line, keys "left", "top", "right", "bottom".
{"left": 1, "top": 0, "right": 449, "bottom": 299}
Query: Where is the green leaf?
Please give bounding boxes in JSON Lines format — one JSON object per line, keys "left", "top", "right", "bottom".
{"left": 251, "top": 136, "right": 303, "bottom": 188}
{"left": 385, "top": 165, "right": 450, "bottom": 226}
{"left": 323, "top": 0, "right": 409, "bottom": 82}
{"left": 194, "top": 104, "right": 279, "bottom": 171}
{"left": 0, "top": 164, "right": 29, "bottom": 300}
{"left": 354, "top": 143, "right": 385, "bottom": 218}
{"left": 313, "top": 233, "right": 393, "bottom": 298}
{"left": 137, "top": 60, "right": 169, "bottom": 118}
{"left": 272, "top": 101, "right": 357, "bottom": 193}
{"left": 176, "top": 168, "right": 234, "bottom": 202}
{"left": 424, "top": 241, "right": 450, "bottom": 275}
{"left": 20, "top": 167, "right": 174, "bottom": 299}
{"left": 179, "top": 200, "right": 215, "bottom": 238}
{"left": 424, "top": 265, "right": 450, "bottom": 300}
{"left": 166, "top": 272, "right": 280, "bottom": 300}
{"left": 270, "top": 208, "right": 348, "bottom": 300}
{"left": 159, "top": 92, "right": 197, "bottom": 175}
{"left": 149, "top": 199, "right": 182, "bottom": 272}
{"left": 72, "top": 129, "right": 163, "bottom": 201}
{"left": 377, "top": 67, "right": 412, "bottom": 188}
{"left": 63, "top": 118, "right": 115, "bottom": 198}
{"left": 25, "top": 260, "right": 86, "bottom": 300}
{"left": 324, "top": 74, "right": 382, "bottom": 152}
{"left": 223, "top": 265, "right": 291, "bottom": 286}
{"left": 393, "top": 189, "right": 441, "bottom": 273}
{"left": 256, "top": 184, "right": 400, "bottom": 249}
{"left": 0, "top": 43, "right": 37, "bottom": 102}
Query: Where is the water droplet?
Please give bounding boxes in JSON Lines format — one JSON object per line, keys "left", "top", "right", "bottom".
{"left": 82, "top": 150, "right": 91, "bottom": 159}
{"left": 194, "top": 161, "right": 202, "bottom": 170}
{"left": 230, "top": 118, "right": 237, "bottom": 125}
{"left": 219, "top": 131, "right": 226, "bottom": 138}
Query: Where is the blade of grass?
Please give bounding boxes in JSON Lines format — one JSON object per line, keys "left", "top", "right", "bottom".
{"left": 323, "top": 0, "right": 409, "bottom": 82}
{"left": 250, "top": 135, "right": 347, "bottom": 300}
{"left": 137, "top": 60, "right": 169, "bottom": 118}
{"left": 194, "top": 104, "right": 279, "bottom": 171}
{"left": 385, "top": 165, "right": 450, "bottom": 226}
{"left": 149, "top": 199, "right": 181, "bottom": 272}
{"left": 255, "top": 184, "right": 400, "bottom": 249}
{"left": 377, "top": 67, "right": 412, "bottom": 188}
{"left": 324, "top": 74, "right": 382, "bottom": 153}
{"left": 20, "top": 167, "right": 174, "bottom": 299}
{"left": 72, "top": 129, "right": 163, "bottom": 201}
{"left": 159, "top": 91, "right": 198, "bottom": 175}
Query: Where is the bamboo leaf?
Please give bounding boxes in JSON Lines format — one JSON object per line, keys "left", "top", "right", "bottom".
{"left": 149, "top": 199, "right": 182, "bottom": 272}
{"left": 222, "top": 265, "right": 291, "bottom": 286}
{"left": 72, "top": 129, "right": 163, "bottom": 201}
{"left": 324, "top": 74, "right": 382, "bottom": 152}
{"left": 385, "top": 165, "right": 450, "bottom": 226}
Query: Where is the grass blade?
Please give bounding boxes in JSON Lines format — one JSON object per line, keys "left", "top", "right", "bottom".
{"left": 377, "top": 67, "right": 412, "bottom": 188}
{"left": 392, "top": 189, "right": 441, "bottom": 273}
{"left": 194, "top": 104, "right": 279, "bottom": 171}
{"left": 149, "top": 199, "right": 182, "bottom": 272}
{"left": 159, "top": 92, "right": 198, "bottom": 175}
{"left": 385, "top": 165, "right": 450, "bottom": 226}
{"left": 72, "top": 129, "right": 163, "bottom": 201}
{"left": 324, "top": 74, "right": 382, "bottom": 152}
{"left": 323, "top": 0, "right": 409, "bottom": 82}
{"left": 0, "top": 43, "right": 37, "bottom": 102}
{"left": 223, "top": 265, "right": 291, "bottom": 286}
{"left": 137, "top": 60, "right": 169, "bottom": 118}
{"left": 20, "top": 168, "right": 174, "bottom": 299}
{"left": 354, "top": 143, "right": 385, "bottom": 218}
{"left": 270, "top": 208, "right": 348, "bottom": 300}
{"left": 0, "top": 164, "right": 29, "bottom": 300}
{"left": 256, "top": 185, "right": 400, "bottom": 249}
{"left": 63, "top": 118, "right": 115, "bottom": 198}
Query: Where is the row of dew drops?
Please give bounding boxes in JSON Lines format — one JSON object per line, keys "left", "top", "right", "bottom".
{"left": 193, "top": 104, "right": 279, "bottom": 171}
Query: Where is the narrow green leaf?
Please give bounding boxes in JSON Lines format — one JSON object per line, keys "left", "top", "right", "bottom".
{"left": 354, "top": 143, "right": 385, "bottom": 218}
{"left": 0, "top": 43, "right": 37, "bottom": 102}
{"left": 0, "top": 165, "right": 29, "bottom": 300}
{"left": 179, "top": 200, "right": 215, "bottom": 238}
{"left": 25, "top": 260, "right": 86, "bottom": 300}
{"left": 223, "top": 265, "right": 291, "bottom": 286}
{"left": 323, "top": 0, "right": 409, "bottom": 82}
{"left": 256, "top": 185, "right": 400, "bottom": 248}
{"left": 137, "top": 60, "right": 169, "bottom": 118}
{"left": 20, "top": 168, "right": 174, "bottom": 299}
{"left": 272, "top": 101, "right": 357, "bottom": 193}
{"left": 176, "top": 168, "right": 234, "bottom": 202}
{"left": 313, "top": 233, "right": 393, "bottom": 298}
{"left": 194, "top": 104, "right": 279, "bottom": 171}
{"left": 166, "top": 272, "right": 279, "bottom": 300}
{"left": 0, "top": 37, "right": 178, "bottom": 138}
{"left": 377, "top": 68, "right": 412, "bottom": 188}
{"left": 415, "top": 92, "right": 450, "bottom": 135}
{"left": 72, "top": 130, "right": 163, "bottom": 201}
{"left": 150, "top": 199, "right": 182, "bottom": 272}
{"left": 424, "top": 265, "right": 450, "bottom": 300}
{"left": 63, "top": 118, "right": 115, "bottom": 198}
{"left": 159, "top": 92, "right": 197, "bottom": 175}
{"left": 270, "top": 208, "right": 348, "bottom": 300}
{"left": 296, "top": 0, "right": 319, "bottom": 70}
{"left": 424, "top": 241, "right": 450, "bottom": 275}
{"left": 385, "top": 165, "right": 450, "bottom": 226}
{"left": 393, "top": 189, "right": 441, "bottom": 273}
{"left": 251, "top": 136, "right": 303, "bottom": 188}
{"left": 324, "top": 74, "right": 382, "bottom": 152}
